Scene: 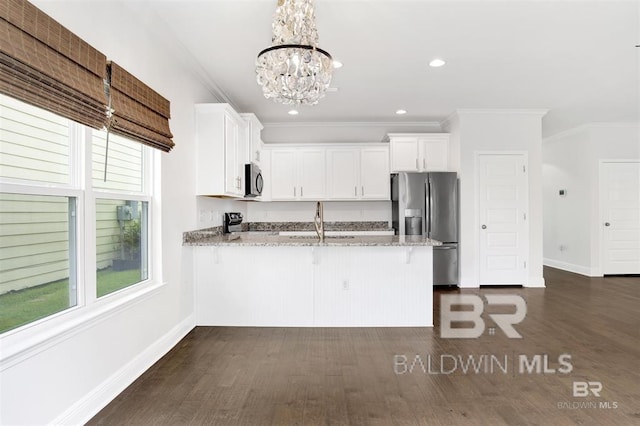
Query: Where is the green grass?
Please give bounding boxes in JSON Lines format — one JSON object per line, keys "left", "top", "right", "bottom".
{"left": 0, "top": 268, "right": 142, "bottom": 334}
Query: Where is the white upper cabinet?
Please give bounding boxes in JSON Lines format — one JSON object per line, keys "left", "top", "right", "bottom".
{"left": 326, "top": 146, "right": 390, "bottom": 200}
{"left": 195, "top": 103, "right": 248, "bottom": 197}
{"left": 326, "top": 149, "right": 359, "bottom": 199}
{"left": 389, "top": 133, "right": 450, "bottom": 172}
{"left": 240, "top": 113, "right": 263, "bottom": 165}
{"left": 359, "top": 147, "right": 390, "bottom": 199}
{"left": 270, "top": 148, "right": 326, "bottom": 200}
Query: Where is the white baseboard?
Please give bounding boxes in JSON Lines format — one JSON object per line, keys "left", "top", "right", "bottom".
{"left": 544, "top": 258, "right": 595, "bottom": 277}
{"left": 53, "top": 314, "right": 195, "bottom": 426}
{"left": 526, "top": 276, "right": 546, "bottom": 288}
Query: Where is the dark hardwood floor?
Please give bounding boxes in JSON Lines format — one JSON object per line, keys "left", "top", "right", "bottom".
{"left": 88, "top": 267, "right": 640, "bottom": 425}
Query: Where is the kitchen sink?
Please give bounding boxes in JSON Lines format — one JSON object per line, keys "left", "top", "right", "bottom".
{"left": 284, "top": 235, "right": 355, "bottom": 240}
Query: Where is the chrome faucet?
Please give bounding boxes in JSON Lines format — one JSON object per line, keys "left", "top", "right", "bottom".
{"left": 314, "top": 201, "right": 325, "bottom": 242}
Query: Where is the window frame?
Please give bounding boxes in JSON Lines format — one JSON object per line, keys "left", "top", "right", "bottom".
{"left": 0, "top": 97, "right": 161, "bottom": 355}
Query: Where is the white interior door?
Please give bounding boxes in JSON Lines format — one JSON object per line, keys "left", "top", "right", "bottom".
{"left": 478, "top": 154, "right": 528, "bottom": 285}
{"left": 601, "top": 161, "right": 640, "bottom": 274}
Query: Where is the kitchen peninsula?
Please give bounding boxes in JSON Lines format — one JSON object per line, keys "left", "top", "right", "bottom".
{"left": 185, "top": 231, "right": 440, "bottom": 327}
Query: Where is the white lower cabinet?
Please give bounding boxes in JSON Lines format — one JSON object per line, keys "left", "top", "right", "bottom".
{"left": 270, "top": 148, "right": 326, "bottom": 200}
{"left": 194, "top": 245, "right": 433, "bottom": 327}
{"left": 326, "top": 146, "right": 390, "bottom": 200}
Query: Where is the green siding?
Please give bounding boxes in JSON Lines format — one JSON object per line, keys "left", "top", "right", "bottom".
{"left": 0, "top": 194, "right": 70, "bottom": 294}
{"left": 0, "top": 95, "right": 70, "bottom": 185}
{"left": 0, "top": 95, "right": 146, "bottom": 295}
{"left": 92, "top": 132, "right": 143, "bottom": 192}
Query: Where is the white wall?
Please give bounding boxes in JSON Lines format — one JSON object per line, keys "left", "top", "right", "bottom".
{"left": 0, "top": 2, "right": 240, "bottom": 424}
{"left": 543, "top": 123, "right": 640, "bottom": 276}
{"left": 445, "top": 110, "right": 547, "bottom": 288}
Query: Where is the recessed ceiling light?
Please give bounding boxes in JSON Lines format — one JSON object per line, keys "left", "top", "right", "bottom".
{"left": 429, "top": 58, "right": 446, "bottom": 68}
{"left": 396, "top": 109, "right": 407, "bottom": 115}
{"left": 288, "top": 109, "right": 299, "bottom": 115}
{"left": 333, "top": 60, "right": 343, "bottom": 69}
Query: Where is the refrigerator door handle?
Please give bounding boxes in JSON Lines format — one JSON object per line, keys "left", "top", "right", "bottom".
{"left": 426, "top": 180, "right": 432, "bottom": 235}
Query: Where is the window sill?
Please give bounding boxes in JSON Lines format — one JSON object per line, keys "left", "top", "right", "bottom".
{"left": 0, "top": 279, "right": 166, "bottom": 370}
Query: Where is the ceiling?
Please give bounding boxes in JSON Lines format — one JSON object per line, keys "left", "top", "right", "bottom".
{"left": 142, "top": 0, "right": 638, "bottom": 138}
{"left": 42, "top": 1, "right": 640, "bottom": 139}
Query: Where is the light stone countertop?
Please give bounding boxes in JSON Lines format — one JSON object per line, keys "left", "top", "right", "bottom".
{"left": 184, "top": 231, "right": 442, "bottom": 247}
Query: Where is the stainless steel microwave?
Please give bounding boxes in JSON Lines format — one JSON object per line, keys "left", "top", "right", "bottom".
{"left": 244, "top": 163, "right": 263, "bottom": 198}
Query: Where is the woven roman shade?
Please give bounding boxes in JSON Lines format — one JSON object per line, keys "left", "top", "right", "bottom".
{"left": 107, "top": 62, "right": 174, "bottom": 152}
{"left": 0, "top": 0, "right": 107, "bottom": 129}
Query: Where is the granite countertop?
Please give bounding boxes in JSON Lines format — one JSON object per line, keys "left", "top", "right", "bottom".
{"left": 184, "top": 232, "right": 442, "bottom": 247}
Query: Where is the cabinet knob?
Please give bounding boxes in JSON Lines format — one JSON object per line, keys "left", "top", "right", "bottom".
{"left": 604, "top": 222, "right": 610, "bottom": 227}
{"left": 481, "top": 224, "right": 487, "bottom": 230}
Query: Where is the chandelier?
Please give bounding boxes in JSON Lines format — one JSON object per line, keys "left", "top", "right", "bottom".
{"left": 256, "top": 0, "right": 333, "bottom": 106}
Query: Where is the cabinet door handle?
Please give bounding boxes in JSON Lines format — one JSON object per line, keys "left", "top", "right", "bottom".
{"left": 361, "top": 186, "right": 364, "bottom": 196}
{"left": 423, "top": 158, "right": 426, "bottom": 169}
{"left": 300, "top": 187, "right": 303, "bottom": 197}
{"left": 415, "top": 158, "right": 418, "bottom": 169}
{"left": 354, "top": 186, "right": 357, "bottom": 196}
{"left": 294, "top": 187, "right": 296, "bottom": 197}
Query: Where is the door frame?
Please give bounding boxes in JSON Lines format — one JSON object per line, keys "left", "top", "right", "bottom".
{"left": 598, "top": 159, "right": 640, "bottom": 276}
{"left": 475, "top": 151, "right": 530, "bottom": 286}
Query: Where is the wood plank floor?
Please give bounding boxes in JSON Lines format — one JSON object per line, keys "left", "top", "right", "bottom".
{"left": 88, "top": 267, "right": 640, "bottom": 425}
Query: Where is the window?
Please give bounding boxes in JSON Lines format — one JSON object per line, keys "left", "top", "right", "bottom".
{"left": 0, "top": 94, "right": 154, "bottom": 334}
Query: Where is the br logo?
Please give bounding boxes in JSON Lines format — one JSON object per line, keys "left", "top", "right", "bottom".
{"left": 440, "top": 295, "right": 527, "bottom": 339}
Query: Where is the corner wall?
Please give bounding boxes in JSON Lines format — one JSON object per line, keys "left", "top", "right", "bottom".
{"left": 446, "top": 110, "right": 547, "bottom": 288}
{"left": 0, "top": 2, "right": 228, "bottom": 424}
{"left": 542, "top": 123, "right": 640, "bottom": 276}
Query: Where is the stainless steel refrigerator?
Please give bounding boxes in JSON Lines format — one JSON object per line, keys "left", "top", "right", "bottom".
{"left": 391, "top": 172, "right": 459, "bottom": 286}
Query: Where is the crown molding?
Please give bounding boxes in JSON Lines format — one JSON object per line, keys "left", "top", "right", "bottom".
{"left": 124, "top": 2, "right": 237, "bottom": 108}
{"left": 454, "top": 108, "right": 549, "bottom": 116}
{"left": 262, "top": 121, "right": 441, "bottom": 128}
{"left": 543, "top": 122, "right": 640, "bottom": 144}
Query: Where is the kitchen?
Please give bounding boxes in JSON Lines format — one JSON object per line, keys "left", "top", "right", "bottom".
{"left": 0, "top": 1, "right": 638, "bottom": 425}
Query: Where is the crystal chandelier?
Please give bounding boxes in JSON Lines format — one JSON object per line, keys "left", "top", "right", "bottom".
{"left": 256, "top": 0, "right": 333, "bottom": 106}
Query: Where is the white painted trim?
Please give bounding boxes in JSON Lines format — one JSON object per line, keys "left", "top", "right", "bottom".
{"left": 262, "top": 121, "right": 440, "bottom": 129}
{"left": 542, "top": 122, "right": 640, "bottom": 144}
{"left": 542, "top": 124, "right": 589, "bottom": 144}
{"left": 0, "top": 281, "right": 166, "bottom": 370}
{"left": 121, "top": 2, "right": 230, "bottom": 106}
{"left": 475, "top": 151, "right": 529, "bottom": 286}
{"left": 456, "top": 108, "right": 549, "bottom": 116}
{"left": 525, "top": 277, "right": 546, "bottom": 288}
{"left": 51, "top": 314, "right": 196, "bottom": 426}
{"left": 598, "top": 159, "right": 640, "bottom": 276}
{"left": 543, "top": 258, "right": 595, "bottom": 277}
